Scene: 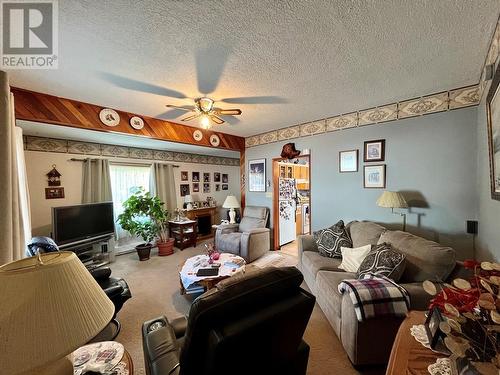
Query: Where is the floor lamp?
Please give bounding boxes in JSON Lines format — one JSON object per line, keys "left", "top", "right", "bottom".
{"left": 376, "top": 191, "right": 408, "bottom": 231}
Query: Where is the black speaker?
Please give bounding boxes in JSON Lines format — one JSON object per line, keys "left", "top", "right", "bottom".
{"left": 466, "top": 220, "right": 478, "bottom": 235}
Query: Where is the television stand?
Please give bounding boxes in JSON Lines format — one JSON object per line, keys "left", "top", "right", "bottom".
{"left": 59, "top": 236, "right": 115, "bottom": 270}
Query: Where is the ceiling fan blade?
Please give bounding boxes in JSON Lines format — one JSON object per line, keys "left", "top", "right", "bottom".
{"left": 209, "top": 115, "right": 225, "bottom": 125}
{"left": 156, "top": 109, "right": 192, "bottom": 120}
{"left": 220, "top": 96, "right": 288, "bottom": 104}
{"left": 181, "top": 113, "right": 202, "bottom": 122}
{"left": 195, "top": 46, "right": 231, "bottom": 95}
{"left": 214, "top": 108, "right": 242, "bottom": 116}
{"left": 100, "top": 72, "right": 188, "bottom": 99}
{"left": 166, "top": 104, "right": 196, "bottom": 111}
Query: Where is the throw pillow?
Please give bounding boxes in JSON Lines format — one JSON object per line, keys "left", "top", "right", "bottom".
{"left": 313, "top": 220, "right": 352, "bottom": 258}
{"left": 357, "top": 242, "right": 406, "bottom": 282}
{"left": 338, "top": 244, "right": 372, "bottom": 272}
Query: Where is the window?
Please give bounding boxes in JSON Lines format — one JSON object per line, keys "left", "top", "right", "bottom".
{"left": 109, "top": 164, "right": 151, "bottom": 251}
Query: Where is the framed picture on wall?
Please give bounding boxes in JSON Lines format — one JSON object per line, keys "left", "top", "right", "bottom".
{"left": 214, "top": 172, "right": 221, "bottom": 182}
{"left": 222, "top": 174, "right": 228, "bottom": 183}
{"left": 215, "top": 184, "right": 221, "bottom": 191}
{"left": 339, "top": 150, "right": 358, "bottom": 173}
{"left": 363, "top": 164, "right": 386, "bottom": 188}
{"left": 364, "top": 139, "right": 385, "bottom": 162}
{"left": 249, "top": 158, "right": 266, "bottom": 192}
{"left": 222, "top": 184, "right": 228, "bottom": 190}
{"left": 181, "top": 171, "right": 188, "bottom": 181}
{"left": 487, "top": 62, "right": 500, "bottom": 201}
{"left": 203, "top": 183, "right": 210, "bottom": 193}
{"left": 203, "top": 173, "right": 210, "bottom": 183}
{"left": 192, "top": 172, "right": 200, "bottom": 182}
{"left": 192, "top": 183, "right": 199, "bottom": 192}
{"left": 180, "top": 184, "right": 190, "bottom": 196}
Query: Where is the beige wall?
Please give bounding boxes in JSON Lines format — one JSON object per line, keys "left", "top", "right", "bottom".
{"left": 25, "top": 150, "right": 240, "bottom": 236}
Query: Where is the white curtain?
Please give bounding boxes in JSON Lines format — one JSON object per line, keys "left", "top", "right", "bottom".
{"left": 109, "top": 164, "right": 151, "bottom": 251}
{"left": 15, "top": 126, "right": 31, "bottom": 254}
{"left": 0, "top": 71, "right": 24, "bottom": 264}
{"left": 150, "top": 163, "right": 177, "bottom": 214}
{"left": 82, "top": 158, "right": 112, "bottom": 203}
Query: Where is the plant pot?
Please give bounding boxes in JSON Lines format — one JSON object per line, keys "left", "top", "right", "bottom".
{"left": 136, "top": 243, "right": 152, "bottom": 261}
{"left": 157, "top": 238, "right": 175, "bottom": 256}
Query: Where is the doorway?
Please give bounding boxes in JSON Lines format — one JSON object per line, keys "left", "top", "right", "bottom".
{"left": 272, "top": 155, "right": 311, "bottom": 250}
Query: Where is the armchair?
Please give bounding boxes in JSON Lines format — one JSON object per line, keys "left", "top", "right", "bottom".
{"left": 142, "top": 266, "right": 315, "bottom": 375}
{"left": 215, "top": 206, "right": 270, "bottom": 262}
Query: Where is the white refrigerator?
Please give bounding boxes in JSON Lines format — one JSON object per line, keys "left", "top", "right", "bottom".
{"left": 278, "top": 178, "right": 297, "bottom": 246}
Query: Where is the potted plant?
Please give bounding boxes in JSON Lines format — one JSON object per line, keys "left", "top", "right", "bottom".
{"left": 153, "top": 203, "right": 174, "bottom": 256}
{"left": 118, "top": 187, "right": 172, "bottom": 260}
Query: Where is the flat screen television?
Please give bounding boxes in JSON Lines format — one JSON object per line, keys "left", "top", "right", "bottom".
{"left": 52, "top": 202, "right": 115, "bottom": 247}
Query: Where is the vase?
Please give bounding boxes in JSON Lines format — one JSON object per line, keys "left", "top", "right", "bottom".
{"left": 136, "top": 243, "right": 152, "bottom": 261}
{"left": 157, "top": 238, "right": 175, "bottom": 256}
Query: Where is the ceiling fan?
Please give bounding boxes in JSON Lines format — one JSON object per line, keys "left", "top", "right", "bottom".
{"left": 166, "top": 97, "right": 242, "bottom": 129}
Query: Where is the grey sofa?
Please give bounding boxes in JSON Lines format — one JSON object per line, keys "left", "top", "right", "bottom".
{"left": 298, "top": 221, "right": 458, "bottom": 366}
{"left": 215, "top": 206, "right": 270, "bottom": 263}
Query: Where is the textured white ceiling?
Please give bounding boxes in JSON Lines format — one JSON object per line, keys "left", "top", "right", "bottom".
{"left": 9, "top": 0, "right": 500, "bottom": 137}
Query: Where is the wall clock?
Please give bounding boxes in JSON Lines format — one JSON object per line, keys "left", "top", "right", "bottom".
{"left": 193, "top": 130, "right": 203, "bottom": 142}
{"left": 129, "top": 116, "right": 144, "bottom": 130}
{"left": 209, "top": 134, "right": 220, "bottom": 147}
{"left": 99, "top": 108, "right": 120, "bottom": 127}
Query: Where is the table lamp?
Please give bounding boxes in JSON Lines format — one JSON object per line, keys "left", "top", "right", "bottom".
{"left": 0, "top": 252, "right": 115, "bottom": 375}
{"left": 376, "top": 191, "right": 408, "bottom": 231}
{"left": 185, "top": 194, "right": 194, "bottom": 210}
{"left": 223, "top": 195, "right": 240, "bottom": 224}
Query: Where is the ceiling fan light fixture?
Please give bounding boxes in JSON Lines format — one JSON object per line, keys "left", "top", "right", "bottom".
{"left": 197, "top": 97, "right": 214, "bottom": 113}
{"left": 201, "top": 115, "right": 211, "bottom": 129}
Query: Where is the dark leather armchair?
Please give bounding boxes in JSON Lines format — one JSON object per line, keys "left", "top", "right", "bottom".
{"left": 142, "top": 266, "right": 315, "bottom": 375}
{"left": 90, "top": 267, "right": 132, "bottom": 339}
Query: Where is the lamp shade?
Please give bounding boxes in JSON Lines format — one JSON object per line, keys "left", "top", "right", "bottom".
{"left": 0, "top": 252, "right": 114, "bottom": 374}
{"left": 184, "top": 194, "right": 193, "bottom": 203}
{"left": 222, "top": 195, "right": 240, "bottom": 209}
{"left": 376, "top": 191, "right": 408, "bottom": 208}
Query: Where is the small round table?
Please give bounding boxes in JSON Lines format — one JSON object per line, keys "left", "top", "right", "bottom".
{"left": 72, "top": 341, "right": 134, "bottom": 375}
{"left": 179, "top": 253, "right": 246, "bottom": 294}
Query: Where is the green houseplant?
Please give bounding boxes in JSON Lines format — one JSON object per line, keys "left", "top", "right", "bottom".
{"left": 117, "top": 187, "right": 171, "bottom": 260}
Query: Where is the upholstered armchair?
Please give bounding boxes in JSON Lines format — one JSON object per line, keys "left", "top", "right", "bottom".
{"left": 215, "top": 206, "right": 270, "bottom": 263}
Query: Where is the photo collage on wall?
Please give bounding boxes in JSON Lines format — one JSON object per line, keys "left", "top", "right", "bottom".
{"left": 180, "top": 170, "right": 229, "bottom": 196}
{"left": 339, "top": 139, "right": 386, "bottom": 188}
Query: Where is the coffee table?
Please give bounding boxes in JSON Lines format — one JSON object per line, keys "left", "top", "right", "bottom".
{"left": 179, "top": 253, "right": 246, "bottom": 294}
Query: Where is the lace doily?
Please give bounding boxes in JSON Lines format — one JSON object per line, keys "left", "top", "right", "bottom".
{"left": 428, "top": 358, "right": 452, "bottom": 375}
{"left": 410, "top": 324, "right": 431, "bottom": 349}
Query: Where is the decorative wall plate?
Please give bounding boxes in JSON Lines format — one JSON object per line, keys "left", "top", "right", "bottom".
{"left": 193, "top": 130, "right": 203, "bottom": 142}
{"left": 209, "top": 134, "right": 220, "bottom": 147}
{"left": 99, "top": 108, "right": 120, "bottom": 127}
{"left": 129, "top": 116, "right": 144, "bottom": 130}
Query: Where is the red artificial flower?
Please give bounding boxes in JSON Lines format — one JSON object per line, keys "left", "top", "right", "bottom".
{"left": 463, "top": 259, "right": 480, "bottom": 269}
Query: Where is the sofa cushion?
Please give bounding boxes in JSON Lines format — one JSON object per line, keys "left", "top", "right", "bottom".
{"left": 217, "top": 232, "right": 242, "bottom": 253}
{"left": 316, "top": 270, "right": 356, "bottom": 320}
{"left": 356, "top": 243, "right": 406, "bottom": 282}
{"left": 348, "top": 221, "right": 387, "bottom": 248}
{"left": 302, "top": 252, "right": 343, "bottom": 278}
{"left": 313, "top": 220, "right": 352, "bottom": 258}
{"left": 378, "top": 231, "right": 456, "bottom": 282}
{"left": 339, "top": 245, "right": 372, "bottom": 272}
{"left": 239, "top": 217, "right": 266, "bottom": 232}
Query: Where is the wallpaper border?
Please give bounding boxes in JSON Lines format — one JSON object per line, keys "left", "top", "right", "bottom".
{"left": 23, "top": 136, "right": 240, "bottom": 167}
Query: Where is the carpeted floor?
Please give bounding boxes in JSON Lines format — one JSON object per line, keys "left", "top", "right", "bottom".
{"left": 109, "top": 243, "right": 385, "bottom": 375}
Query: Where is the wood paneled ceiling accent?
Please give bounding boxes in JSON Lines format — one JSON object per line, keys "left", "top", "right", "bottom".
{"left": 12, "top": 88, "right": 245, "bottom": 152}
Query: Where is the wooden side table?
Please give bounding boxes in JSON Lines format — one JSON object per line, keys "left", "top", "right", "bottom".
{"left": 169, "top": 220, "right": 197, "bottom": 250}
{"left": 386, "top": 311, "right": 443, "bottom": 375}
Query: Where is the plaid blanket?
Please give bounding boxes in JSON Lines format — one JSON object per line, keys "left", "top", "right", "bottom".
{"left": 337, "top": 274, "right": 410, "bottom": 322}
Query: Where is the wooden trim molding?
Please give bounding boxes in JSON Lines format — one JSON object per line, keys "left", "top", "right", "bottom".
{"left": 12, "top": 87, "right": 245, "bottom": 152}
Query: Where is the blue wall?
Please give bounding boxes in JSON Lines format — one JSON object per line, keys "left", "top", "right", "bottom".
{"left": 245, "top": 107, "right": 478, "bottom": 259}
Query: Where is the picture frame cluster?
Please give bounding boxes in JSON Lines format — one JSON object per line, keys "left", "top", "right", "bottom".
{"left": 339, "top": 139, "right": 386, "bottom": 188}
{"left": 180, "top": 171, "right": 229, "bottom": 196}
